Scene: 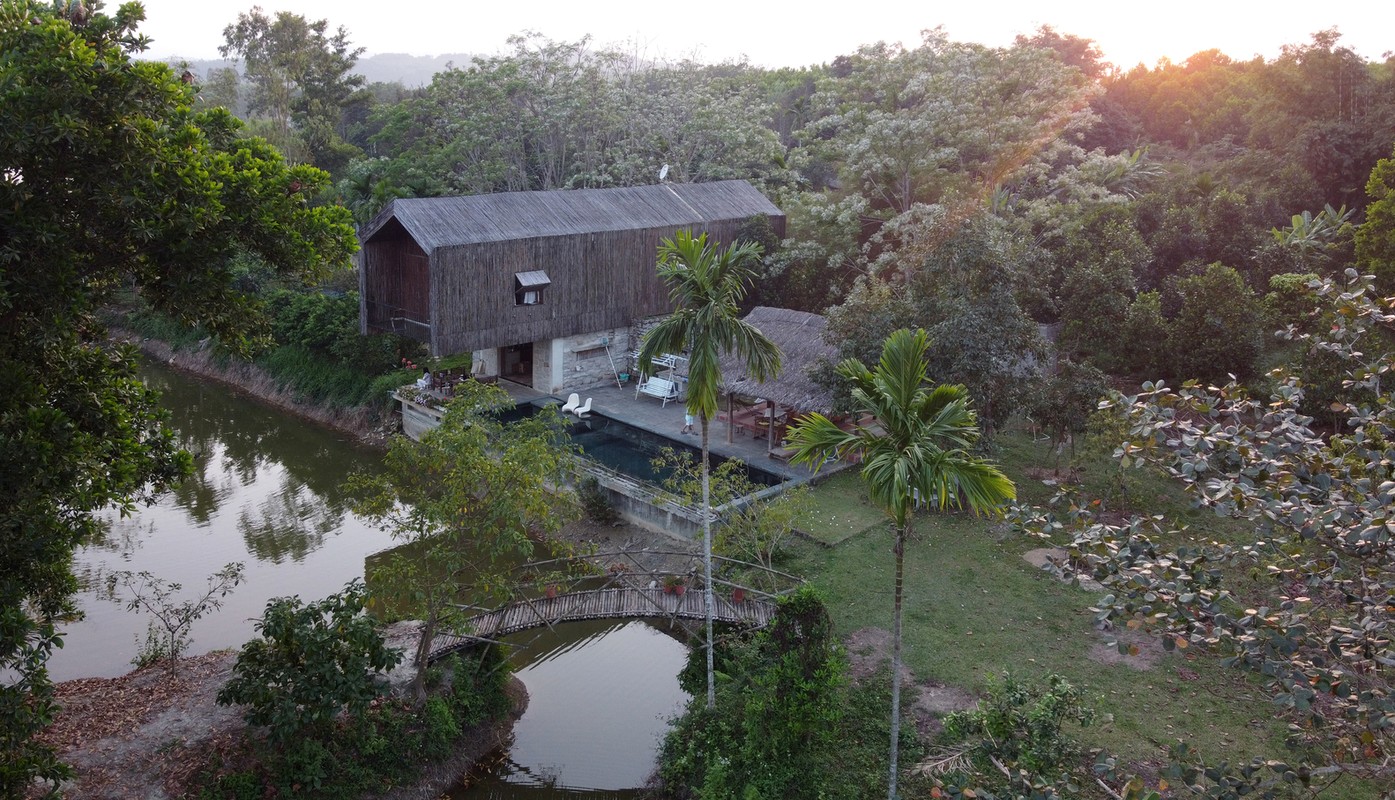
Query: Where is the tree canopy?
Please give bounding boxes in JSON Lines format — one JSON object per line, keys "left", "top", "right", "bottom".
{"left": 219, "top": 6, "right": 365, "bottom": 171}
{"left": 0, "top": 0, "right": 356, "bottom": 789}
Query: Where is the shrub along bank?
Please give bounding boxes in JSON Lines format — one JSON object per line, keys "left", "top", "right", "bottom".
{"left": 119, "top": 286, "right": 426, "bottom": 414}
{"left": 195, "top": 584, "right": 516, "bottom": 799}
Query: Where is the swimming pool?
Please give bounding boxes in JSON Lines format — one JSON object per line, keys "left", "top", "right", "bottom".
{"left": 500, "top": 399, "right": 784, "bottom": 489}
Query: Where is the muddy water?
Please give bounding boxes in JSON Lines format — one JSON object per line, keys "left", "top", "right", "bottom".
{"left": 53, "top": 360, "right": 688, "bottom": 796}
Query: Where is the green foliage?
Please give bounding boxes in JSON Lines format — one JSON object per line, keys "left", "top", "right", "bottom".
{"left": 348, "top": 34, "right": 791, "bottom": 204}
{"left": 349, "top": 380, "right": 578, "bottom": 698}
{"left": 1028, "top": 359, "right": 1108, "bottom": 463}
{"left": 217, "top": 580, "right": 402, "bottom": 745}
{"left": 1261, "top": 272, "right": 1321, "bottom": 332}
{"left": 445, "top": 647, "right": 514, "bottom": 727}
{"left": 418, "top": 696, "right": 459, "bottom": 760}
{"left": 219, "top": 7, "right": 365, "bottom": 174}
{"left": 786, "top": 328, "right": 1016, "bottom": 800}
{"left": 1165, "top": 263, "right": 1266, "bottom": 381}
{"left": 1119, "top": 290, "right": 1169, "bottom": 379}
{"left": 254, "top": 344, "right": 374, "bottom": 408}
{"left": 659, "top": 587, "right": 882, "bottom": 800}
{"left": 200, "top": 639, "right": 512, "bottom": 798}
{"left": 106, "top": 563, "right": 245, "bottom": 674}
{"left": 939, "top": 673, "right": 1094, "bottom": 786}
{"left": 825, "top": 215, "right": 1047, "bottom": 433}
{"left": 1355, "top": 143, "right": 1395, "bottom": 294}
{"left": 0, "top": 4, "right": 355, "bottom": 783}
{"left": 1052, "top": 207, "right": 1150, "bottom": 372}
{"left": 577, "top": 475, "right": 620, "bottom": 526}
{"left": 652, "top": 448, "right": 808, "bottom": 575}
{"left": 1017, "top": 273, "right": 1395, "bottom": 790}
{"left": 122, "top": 307, "right": 211, "bottom": 351}
{"left": 717, "top": 483, "right": 811, "bottom": 575}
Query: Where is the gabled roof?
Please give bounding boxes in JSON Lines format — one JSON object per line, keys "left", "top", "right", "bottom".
{"left": 361, "top": 180, "right": 782, "bottom": 253}
{"left": 719, "top": 307, "right": 838, "bottom": 414}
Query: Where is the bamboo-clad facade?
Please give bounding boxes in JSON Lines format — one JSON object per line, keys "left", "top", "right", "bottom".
{"left": 359, "top": 181, "right": 785, "bottom": 394}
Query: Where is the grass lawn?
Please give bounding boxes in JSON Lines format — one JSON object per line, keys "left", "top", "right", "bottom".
{"left": 779, "top": 425, "right": 1378, "bottom": 798}
{"left": 794, "top": 470, "right": 888, "bottom": 545}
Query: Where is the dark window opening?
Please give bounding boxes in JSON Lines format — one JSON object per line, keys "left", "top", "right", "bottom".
{"left": 515, "top": 270, "right": 550, "bottom": 306}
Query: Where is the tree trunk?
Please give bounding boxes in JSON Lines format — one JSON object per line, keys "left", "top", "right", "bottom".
{"left": 701, "top": 415, "right": 716, "bottom": 709}
{"left": 413, "top": 612, "right": 437, "bottom": 703}
{"left": 888, "top": 522, "right": 907, "bottom": 800}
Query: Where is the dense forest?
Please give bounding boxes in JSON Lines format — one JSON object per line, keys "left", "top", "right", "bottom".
{"left": 185, "top": 17, "right": 1395, "bottom": 799}
{"left": 193, "top": 16, "right": 1395, "bottom": 428}
{"left": 7, "top": 3, "right": 1395, "bottom": 796}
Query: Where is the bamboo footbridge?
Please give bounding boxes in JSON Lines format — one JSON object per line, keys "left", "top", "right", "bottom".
{"left": 425, "top": 550, "right": 801, "bottom": 664}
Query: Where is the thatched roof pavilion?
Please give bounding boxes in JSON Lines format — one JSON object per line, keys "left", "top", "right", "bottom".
{"left": 716, "top": 307, "right": 837, "bottom": 450}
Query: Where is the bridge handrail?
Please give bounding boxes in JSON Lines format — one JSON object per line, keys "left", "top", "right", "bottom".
{"left": 516, "top": 549, "right": 804, "bottom": 587}
{"left": 426, "top": 585, "right": 780, "bottom": 664}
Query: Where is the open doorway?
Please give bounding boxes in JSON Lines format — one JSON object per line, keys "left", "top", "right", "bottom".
{"left": 500, "top": 342, "right": 533, "bottom": 386}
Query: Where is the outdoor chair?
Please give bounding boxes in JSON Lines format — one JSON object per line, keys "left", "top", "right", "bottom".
{"left": 573, "top": 397, "right": 593, "bottom": 418}
{"left": 560, "top": 393, "right": 580, "bottom": 414}
{"left": 636, "top": 376, "right": 680, "bottom": 406}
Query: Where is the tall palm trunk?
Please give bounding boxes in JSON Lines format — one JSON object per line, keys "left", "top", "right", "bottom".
{"left": 701, "top": 415, "right": 716, "bottom": 708}
{"left": 888, "top": 522, "right": 907, "bottom": 800}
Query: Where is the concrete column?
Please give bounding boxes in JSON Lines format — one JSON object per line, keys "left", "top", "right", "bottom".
{"left": 547, "top": 338, "right": 565, "bottom": 393}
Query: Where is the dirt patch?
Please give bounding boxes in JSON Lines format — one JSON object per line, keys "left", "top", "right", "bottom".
{"left": 36, "top": 627, "right": 526, "bottom": 800}
{"left": 553, "top": 517, "right": 701, "bottom": 578}
{"left": 1087, "top": 628, "right": 1165, "bottom": 671}
{"left": 34, "top": 651, "right": 243, "bottom": 799}
{"left": 1022, "top": 547, "right": 1104, "bottom": 592}
{"left": 843, "top": 627, "right": 978, "bottom": 738}
{"left": 1023, "top": 466, "right": 1077, "bottom": 484}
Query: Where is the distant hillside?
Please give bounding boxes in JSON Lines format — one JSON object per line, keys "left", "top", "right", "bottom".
{"left": 353, "top": 52, "right": 474, "bottom": 87}
{"left": 165, "top": 52, "right": 476, "bottom": 88}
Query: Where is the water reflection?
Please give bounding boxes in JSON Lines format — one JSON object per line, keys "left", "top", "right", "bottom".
{"left": 52, "top": 361, "right": 394, "bottom": 681}
{"left": 56, "top": 361, "right": 690, "bottom": 797}
{"left": 455, "top": 619, "right": 691, "bottom": 799}
{"left": 237, "top": 471, "right": 347, "bottom": 563}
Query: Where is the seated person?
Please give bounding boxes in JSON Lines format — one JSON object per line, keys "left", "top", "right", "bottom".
{"left": 416, "top": 367, "right": 433, "bottom": 391}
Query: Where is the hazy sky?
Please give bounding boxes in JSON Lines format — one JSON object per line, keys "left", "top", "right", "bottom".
{"left": 137, "top": 0, "right": 1391, "bottom": 70}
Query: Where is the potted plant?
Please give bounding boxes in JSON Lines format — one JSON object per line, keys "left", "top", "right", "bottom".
{"left": 662, "top": 575, "right": 686, "bottom": 595}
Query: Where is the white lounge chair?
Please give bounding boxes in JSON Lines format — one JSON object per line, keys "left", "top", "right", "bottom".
{"left": 560, "top": 393, "right": 580, "bottom": 414}
{"left": 572, "top": 397, "right": 592, "bottom": 418}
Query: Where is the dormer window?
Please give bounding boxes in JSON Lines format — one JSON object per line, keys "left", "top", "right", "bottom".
{"left": 515, "top": 270, "right": 550, "bottom": 306}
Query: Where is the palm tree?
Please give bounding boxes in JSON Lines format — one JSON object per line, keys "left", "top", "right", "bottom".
{"left": 785, "top": 328, "right": 1015, "bottom": 800}
{"left": 638, "top": 229, "right": 780, "bottom": 708}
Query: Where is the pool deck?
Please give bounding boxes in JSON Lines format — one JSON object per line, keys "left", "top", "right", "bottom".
{"left": 500, "top": 379, "right": 840, "bottom": 484}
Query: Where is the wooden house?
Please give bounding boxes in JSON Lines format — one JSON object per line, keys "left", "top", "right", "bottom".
{"left": 359, "top": 181, "right": 785, "bottom": 394}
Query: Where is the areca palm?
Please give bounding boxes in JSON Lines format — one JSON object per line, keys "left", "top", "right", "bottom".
{"left": 639, "top": 229, "right": 780, "bottom": 708}
{"left": 785, "top": 327, "right": 1015, "bottom": 800}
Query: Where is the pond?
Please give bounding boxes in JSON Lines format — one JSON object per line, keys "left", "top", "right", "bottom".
{"left": 54, "top": 360, "right": 690, "bottom": 797}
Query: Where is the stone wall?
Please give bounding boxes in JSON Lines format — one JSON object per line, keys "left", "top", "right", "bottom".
{"left": 558, "top": 326, "right": 633, "bottom": 392}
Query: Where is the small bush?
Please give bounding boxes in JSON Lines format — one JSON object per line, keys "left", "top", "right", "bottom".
{"left": 933, "top": 672, "right": 1095, "bottom": 796}
{"left": 577, "top": 476, "right": 620, "bottom": 525}
{"left": 217, "top": 580, "right": 402, "bottom": 745}
{"left": 420, "top": 697, "right": 460, "bottom": 760}
{"left": 657, "top": 587, "right": 892, "bottom": 800}
{"left": 448, "top": 647, "right": 514, "bottom": 727}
